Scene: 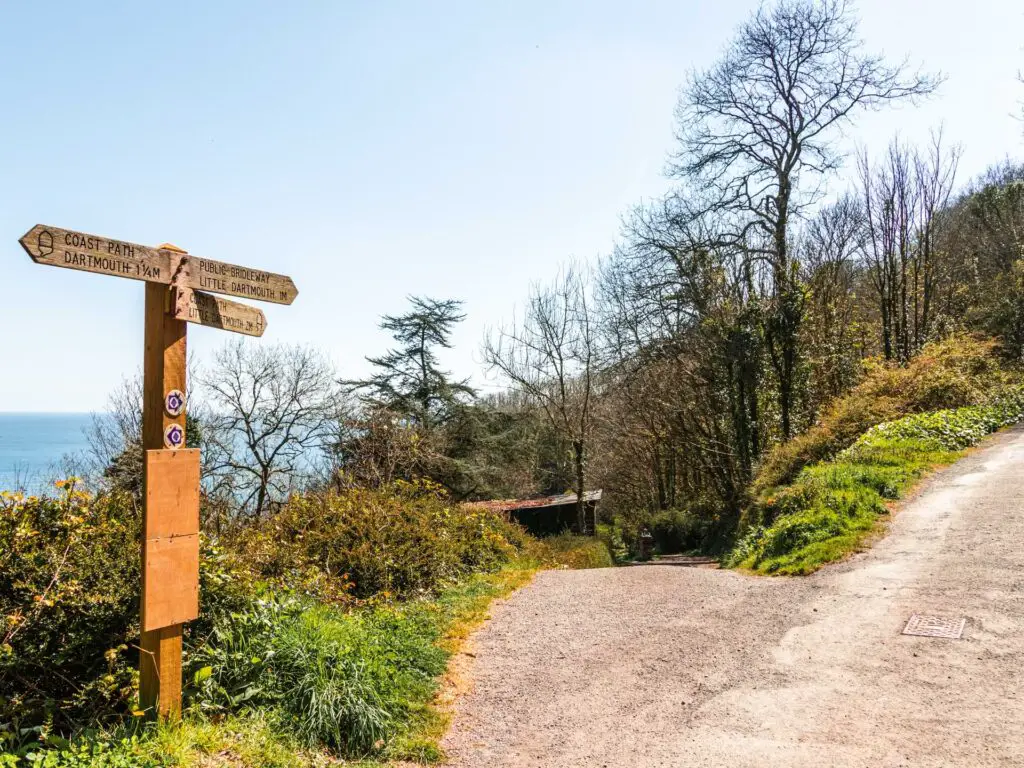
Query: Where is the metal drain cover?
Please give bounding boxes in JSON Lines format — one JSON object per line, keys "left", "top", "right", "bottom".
{"left": 902, "top": 614, "right": 966, "bottom": 639}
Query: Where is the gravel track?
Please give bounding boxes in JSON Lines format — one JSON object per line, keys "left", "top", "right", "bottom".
{"left": 442, "top": 427, "right": 1024, "bottom": 767}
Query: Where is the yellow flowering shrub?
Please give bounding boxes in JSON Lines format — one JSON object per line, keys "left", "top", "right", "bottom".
{"left": 230, "top": 480, "right": 526, "bottom": 600}
{"left": 0, "top": 483, "right": 249, "bottom": 744}
{"left": 0, "top": 483, "right": 140, "bottom": 736}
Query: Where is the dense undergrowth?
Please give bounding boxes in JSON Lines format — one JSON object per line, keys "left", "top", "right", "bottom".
{"left": 728, "top": 387, "right": 1024, "bottom": 574}
{"left": 749, "top": 335, "right": 1014, "bottom": 500}
{"left": 1, "top": 480, "right": 609, "bottom": 767}
{"left": 230, "top": 480, "right": 525, "bottom": 602}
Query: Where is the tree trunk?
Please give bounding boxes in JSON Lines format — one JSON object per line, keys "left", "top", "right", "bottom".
{"left": 572, "top": 439, "right": 587, "bottom": 534}
{"left": 256, "top": 468, "right": 270, "bottom": 517}
{"left": 880, "top": 284, "right": 893, "bottom": 360}
{"left": 771, "top": 190, "right": 801, "bottom": 440}
{"left": 921, "top": 225, "right": 933, "bottom": 342}
{"left": 666, "top": 450, "right": 677, "bottom": 508}
{"left": 653, "top": 444, "right": 667, "bottom": 510}
{"left": 256, "top": 484, "right": 267, "bottom": 518}
{"left": 779, "top": 369, "right": 792, "bottom": 440}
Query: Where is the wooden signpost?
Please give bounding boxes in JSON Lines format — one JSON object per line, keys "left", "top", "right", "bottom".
{"left": 18, "top": 224, "right": 298, "bottom": 719}
{"left": 174, "top": 287, "right": 267, "bottom": 337}
{"left": 19, "top": 224, "right": 298, "bottom": 305}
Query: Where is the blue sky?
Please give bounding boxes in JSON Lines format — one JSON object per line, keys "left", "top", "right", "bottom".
{"left": 1, "top": 0, "right": 1021, "bottom": 412}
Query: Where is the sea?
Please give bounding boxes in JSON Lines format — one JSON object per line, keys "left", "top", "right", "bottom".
{"left": 0, "top": 412, "right": 96, "bottom": 494}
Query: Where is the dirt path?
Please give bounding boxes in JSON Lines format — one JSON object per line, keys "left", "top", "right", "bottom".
{"left": 442, "top": 428, "right": 1024, "bottom": 767}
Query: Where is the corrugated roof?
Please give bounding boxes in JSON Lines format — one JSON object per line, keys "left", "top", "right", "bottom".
{"left": 467, "top": 489, "right": 603, "bottom": 513}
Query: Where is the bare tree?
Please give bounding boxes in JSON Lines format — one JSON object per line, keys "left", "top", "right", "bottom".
{"left": 799, "top": 194, "right": 867, "bottom": 415}
{"left": 483, "top": 265, "right": 600, "bottom": 533}
{"left": 83, "top": 374, "right": 143, "bottom": 488}
{"left": 202, "top": 341, "right": 339, "bottom": 517}
{"left": 81, "top": 365, "right": 219, "bottom": 496}
{"left": 673, "top": 0, "right": 939, "bottom": 436}
{"left": 603, "top": 201, "right": 764, "bottom": 493}
{"left": 912, "top": 129, "right": 962, "bottom": 346}
{"left": 859, "top": 133, "right": 960, "bottom": 360}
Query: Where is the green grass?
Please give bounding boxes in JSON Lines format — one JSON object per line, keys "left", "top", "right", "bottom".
{"left": 143, "top": 714, "right": 323, "bottom": 768}
{"left": 0, "top": 714, "right": 323, "bottom": 768}
{"left": 729, "top": 389, "right": 1024, "bottom": 575}
{"left": 185, "top": 562, "right": 542, "bottom": 765}
{"left": 3, "top": 532, "right": 611, "bottom": 767}
{"left": 4, "top": 560, "right": 543, "bottom": 768}
{"left": 384, "top": 561, "right": 538, "bottom": 763}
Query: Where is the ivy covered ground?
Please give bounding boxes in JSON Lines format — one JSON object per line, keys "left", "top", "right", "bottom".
{"left": 729, "top": 388, "right": 1024, "bottom": 574}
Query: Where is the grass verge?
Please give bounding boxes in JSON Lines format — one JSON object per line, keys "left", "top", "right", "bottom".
{"left": 384, "top": 561, "right": 538, "bottom": 763}
{"left": 728, "top": 390, "right": 1024, "bottom": 575}
{"left": 387, "top": 535, "right": 611, "bottom": 761}
{"left": 5, "top": 534, "right": 610, "bottom": 767}
{"left": 527, "top": 532, "right": 615, "bottom": 570}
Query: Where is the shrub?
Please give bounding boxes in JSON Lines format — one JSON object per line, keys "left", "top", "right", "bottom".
{"left": 231, "top": 480, "right": 525, "bottom": 600}
{"left": 595, "top": 523, "right": 629, "bottom": 563}
{"left": 730, "top": 387, "right": 1024, "bottom": 574}
{"left": 751, "top": 334, "right": 1016, "bottom": 504}
{"left": 183, "top": 597, "right": 291, "bottom": 717}
{"left": 527, "top": 533, "right": 614, "bottom": 569}
{"left": 1, "top": 476, "right": 594, "bottom": 762}
{"left": 8, "top": 734, "right": 169, "bottom": 768}
{"left": 0, "top": 484, "right": 249, "bottom": 746}
{"left": 648, "top": 510, "right": 690, "bottom": 554}
{"left": 646, "top": 507, "right": 732, "bottom": 554}
{"left": 1, "top": 484, "right": 140, "bottom": 738}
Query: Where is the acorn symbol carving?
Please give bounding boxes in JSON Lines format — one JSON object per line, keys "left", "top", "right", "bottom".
{"left": 37, "top": 230, "right": 54, "bottom": 258}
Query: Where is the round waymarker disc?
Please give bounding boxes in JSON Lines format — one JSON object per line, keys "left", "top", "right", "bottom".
{"left": 164, "top": 423, "right": 185, "bottom": 449}
{"left": 165, "top": 389, "right": 185, "bottom": 417}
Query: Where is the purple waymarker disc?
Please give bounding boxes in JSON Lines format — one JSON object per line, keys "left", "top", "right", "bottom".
{"left": 164, "top": 423, "right": 185, "bottom": 449}
{"left": 165, "top": 389, "right": 185, "bottom": 417}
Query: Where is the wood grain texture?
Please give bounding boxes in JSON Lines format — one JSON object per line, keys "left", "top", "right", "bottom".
{"left": 144, "top": 449, "right": 200, "bottom": 540}
{"left": 140, "top": 282, "right": 189, "bottom": 719}
{"left": 147, "top": 626, "right": 183, "bottom": 719}
{"left": 172, "top": 286, "right": 267, "bottom": 336}
{"left": 187, "top": 255, "right": 297, "bottom": 305}
{"left": 19, "top": 224, "right": 298, "bottom": 304}
{"left": 142, "top": 534, "right": 199, "bottom": 632}
{"left": 19, "top": 224, "right": 170, "bottom": 283}
{"left": 20, "top": 224, "right": 292, "bottom": 719}
{"left": 142, "top": 284, "right": 187, "bottom": 452}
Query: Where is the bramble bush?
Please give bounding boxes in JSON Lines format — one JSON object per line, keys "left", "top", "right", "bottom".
{"left": 729, "top": 387, "right": 1024, "bottom": 574}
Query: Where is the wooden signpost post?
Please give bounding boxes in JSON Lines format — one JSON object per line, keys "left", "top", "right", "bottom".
{"left": 18, "top": 224, "right": 298, "bottom": 719}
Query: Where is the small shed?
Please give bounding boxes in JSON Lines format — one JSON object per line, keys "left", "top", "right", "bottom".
{"left": 473, "top": 490, "right": 602, "bottom": 537}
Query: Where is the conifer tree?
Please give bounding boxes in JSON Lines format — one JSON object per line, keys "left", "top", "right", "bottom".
{"left": 345, "top": 296, "right": 475, "bottom": 431}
